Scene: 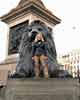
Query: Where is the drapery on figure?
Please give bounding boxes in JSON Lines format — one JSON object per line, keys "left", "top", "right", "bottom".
{"left": 15, "top": 20, "right": 58, "bottom": 78}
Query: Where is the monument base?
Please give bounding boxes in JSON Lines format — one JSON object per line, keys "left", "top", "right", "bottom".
{"left": 2, "top": 78, "right": 80, "bottom": 100}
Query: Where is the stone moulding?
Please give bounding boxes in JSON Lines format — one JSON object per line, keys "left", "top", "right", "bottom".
{"left": 0, "top": 1, "right": 61, "bottom": 25}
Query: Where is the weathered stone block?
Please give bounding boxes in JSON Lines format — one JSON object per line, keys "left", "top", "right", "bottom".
{"left": 3, "top": 78, "right": 80, "bottom": 100}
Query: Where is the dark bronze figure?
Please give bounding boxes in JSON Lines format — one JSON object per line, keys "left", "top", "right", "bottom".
{"left": 14, "top": 20, "right": 58, "bottom": 78}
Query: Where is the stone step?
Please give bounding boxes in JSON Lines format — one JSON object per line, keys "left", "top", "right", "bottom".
{"left": 3, "top": 78, "right": 80, "bottom": 100}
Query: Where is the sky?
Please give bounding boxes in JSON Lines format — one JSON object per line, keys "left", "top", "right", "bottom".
{"left": 0, "top": 0, "right": 80, "bottom": 62}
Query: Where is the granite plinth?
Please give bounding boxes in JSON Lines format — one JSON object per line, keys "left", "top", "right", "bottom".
{"left": 2, "top": 78, "right": 79, "bottom": 100}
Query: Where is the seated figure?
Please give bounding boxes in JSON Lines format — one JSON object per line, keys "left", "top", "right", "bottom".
{"left": 32, "top": 33, "right": 49, "bottom": 78}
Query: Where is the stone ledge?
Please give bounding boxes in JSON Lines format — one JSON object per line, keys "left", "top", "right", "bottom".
{"left": 0, "top": 54, "right": 19, "bottom": 65}
{"left": 3, "top": 78, "right": 80, "bottom": 100}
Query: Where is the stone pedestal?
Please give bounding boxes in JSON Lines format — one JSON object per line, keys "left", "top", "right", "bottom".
{"left": 3, "top": 78, "right": 80, "bottom": 100}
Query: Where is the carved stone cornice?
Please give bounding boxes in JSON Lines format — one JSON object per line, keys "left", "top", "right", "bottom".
{"left": 0, "top": 0, "right": 61, "bottom": 25}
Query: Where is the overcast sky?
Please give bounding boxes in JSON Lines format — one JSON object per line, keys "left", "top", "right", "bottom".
{"left": 0, "top": 0, "right": 80, "bottom": 62}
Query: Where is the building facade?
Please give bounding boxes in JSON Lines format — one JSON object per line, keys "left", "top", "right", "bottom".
{"left": 58, "top": 49, "right": 80, "bottom": 78}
